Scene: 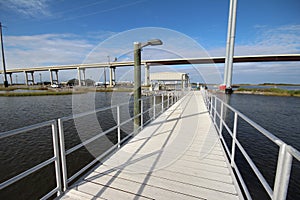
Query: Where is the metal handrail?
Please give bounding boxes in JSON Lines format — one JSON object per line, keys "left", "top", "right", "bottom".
{"left": 0, "top": 120, "right": 62, "bottom": 199}
{"left": 58, "top": 91, "right": 183, "bottom": 191}
{"left": 0, "top": 90, "right": 184, "bottom": 198}
{"left": 203, "top": 91, "right": 300, "bottom": 200}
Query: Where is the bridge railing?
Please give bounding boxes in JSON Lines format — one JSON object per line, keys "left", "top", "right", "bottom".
{"left": 203, "top": 91, "right": 300, "bottom": 200}
{"left": 58, "top": 91, "right": 182, "bottom": 191}
{"left": 0, "top": 120, "right": 62, "bottom": 200}
{"left": 0, "top": 90, "right": 185, "bottom": 199}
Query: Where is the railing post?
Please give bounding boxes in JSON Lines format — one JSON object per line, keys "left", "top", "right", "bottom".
{"left": 219, "top": 102, "right": 224, "bottom": 137}
{"left": 214, "top": 97, "right": 217, "bottom": 123}
{"left": 51, "top": 120, "right": 62, "bottom": 196}
{"left": 117, "top": 105, "right": 121, "bottom": 148}
{"left": 231, "top": 112, "right": 238, "bottom": 167}
{"left": 58, "top": 118, "right": 68, "bottom": 192}
{"left": 141, "top": 99, "right": 143, "bottom": 129}
{"left": 210, "top": 96, "right": 213, "bottom": 117}
{"left": 161, "top": 93, "right": 164, "bottom": 112}
{"left": 273, "top": 144, "right": 293, "bottom": 200}
{"left": 167, "top": 93, "right": 170, "bottom": 108}
{"left": 153, "top": 95, "right": 156, "bottom": 119}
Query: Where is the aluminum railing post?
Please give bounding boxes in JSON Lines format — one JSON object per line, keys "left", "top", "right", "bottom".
{"left": 231, "top": 112, "right": 238, "bottom": 167}
{"left": 141, "top": 99, "right": 144, "bottom": 129}
{"left": 210, "top": 96, "right": 213, "bottom": 117}
{"left": 117, "top": 106, "right": 121, "bottom": 148}
{"left": 219, "top": 102, "right": 224, "bottom": 137}
{"left": 273, "top": 144, "right": 293, "bottom": 200}
{"left": 52, "top": 121, "right": 62, "bottom": 196}
{"left": 214, "top": 97, "right": 217, "bottom": 123}
{"left": 58, "top": 118, "right": 68, "bottom": 192}
{"left": 161, "top": 94, "right": 164, "bottom": 112}
{"left": 153, "top": 95, "right": 156, "bottom": 119}
{"left": 167, "top": 93, "right": 170, "bottom": 108}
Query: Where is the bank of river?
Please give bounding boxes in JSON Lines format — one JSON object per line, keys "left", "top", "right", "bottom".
{"left": 234, "top": 87, "right": 300, "bottom": 97}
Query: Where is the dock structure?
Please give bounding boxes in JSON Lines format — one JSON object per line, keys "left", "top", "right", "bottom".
{"left": 60, "top": 91, "right": 244, "bottom": 200}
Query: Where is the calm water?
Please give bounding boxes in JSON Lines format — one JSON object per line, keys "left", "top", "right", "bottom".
{"left": 0, "top": 92, "right": 299, "bottom": 199}
{"left": 240, "top": 85, "right": 300, "bottom": 90}
{"left": 217, "top": 93, "right": 300, "bottom": 200}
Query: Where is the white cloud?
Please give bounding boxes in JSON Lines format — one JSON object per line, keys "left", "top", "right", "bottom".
{"left": 208, "top": 24, "right": 300, "bottom": 56}
{"left": 0, "top": 0, "right": 51, "bottom": 17}
{"left": 3, "top": 34, "right": 94, "bottom": 68}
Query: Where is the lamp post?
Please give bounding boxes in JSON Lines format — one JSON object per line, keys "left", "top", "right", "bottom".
{"left": 134, "top": 39, "right": 163, "bottom": 132}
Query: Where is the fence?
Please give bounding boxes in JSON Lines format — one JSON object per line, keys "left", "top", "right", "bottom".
{"left": 0, "top": 91, "right": 182, "bottom": 199}
{"left": 203, "top": 91, "right": 300, "bottom": 200}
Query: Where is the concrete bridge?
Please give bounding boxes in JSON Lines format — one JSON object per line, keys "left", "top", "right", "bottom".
{"left": 1, "top": 54, "right": 300, "bottom": 87}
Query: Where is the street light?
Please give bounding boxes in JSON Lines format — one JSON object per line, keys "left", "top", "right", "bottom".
{"left": 134, "top": 39, "right": 163, "bottom": 132}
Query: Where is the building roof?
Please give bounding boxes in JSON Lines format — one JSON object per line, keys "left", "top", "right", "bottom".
{"left": 150, "top": 72, "right": 188, "bottom": 81}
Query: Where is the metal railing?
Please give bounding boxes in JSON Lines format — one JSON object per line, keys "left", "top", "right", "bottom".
{"left": 0, "top": 120, "right": 62, "bottom": 200}
{"left": 58, "top": 91, "right": 182, "bottom": 191}
{"left": 0, "top": 91, "right": 183, "bottom": 199}
{"left": 203, "top": 91, "right": 300, "bottom": 200}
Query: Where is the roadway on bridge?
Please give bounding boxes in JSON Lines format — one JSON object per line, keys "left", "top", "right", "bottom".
{"left": 60, "top": 91, "right": 243, "bottom": 200}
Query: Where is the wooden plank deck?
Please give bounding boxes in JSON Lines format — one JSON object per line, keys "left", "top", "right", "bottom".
{"left": 60, "top": 91, "right": 244, "bottom": 200}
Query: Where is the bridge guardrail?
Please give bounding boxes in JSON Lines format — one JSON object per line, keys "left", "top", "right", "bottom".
{"left": 203, "top": 91, "right": 300, "bottom": 200}
{"left": 0, "top": 90, "right": 184, "bottom": 199}
{"left": 58, "top": 91, "right": 182, "bottom": 191}
{"left": 0, "top": 120, "right": 62, "bottom": 200}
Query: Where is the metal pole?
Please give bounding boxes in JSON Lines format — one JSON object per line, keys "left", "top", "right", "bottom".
{"left": 223, "top": 0, "right": 234, "bottom": 87}
{"left": 51, "top": 121, "right": 62, "bottom": 196}
{"left": 134, "top": 42, "right": 141, "bottom": 132}
{"left": 231, "top": 112, "right": 238, "bottom": 166}
{"left": 141, "top": 99, "right": 144, "bottom": 129}
{"left": 144, "top": 64, "right": 150, "bottom": 86}
{"left": 58, "top": 119, "right": 68, "bottom": 191}
{"left": 0, "top": 22, "right": 8, "bottom": 87}
{"left": 153, "top": 95, "right": 156, "bottom": 119}
{"left": 117, "top": 106, "right": 121, "bottom": 148}
{"left": 273, "top": 144, "right": 293, "bottom": 200}
{"left": 219, "top": 102, "right": 224, "bottom": 137}
{"left": 225, "top": 0, "right": 238, "bottom": 94}
{"left": 161, "top": 94, "right": 164, "bottom": 112}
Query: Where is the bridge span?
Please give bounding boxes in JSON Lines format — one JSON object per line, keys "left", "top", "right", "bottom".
{"left": 1, "top": 54, "right": 300, "bottom": 86}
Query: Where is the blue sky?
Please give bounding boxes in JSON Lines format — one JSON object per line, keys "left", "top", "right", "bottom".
{"left": 0, "top": 0, "right": 299, "bottom": 84}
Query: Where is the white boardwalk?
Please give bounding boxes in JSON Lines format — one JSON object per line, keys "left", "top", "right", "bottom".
{"left": 61, "top": 91, "right": 244, "bottom": 200}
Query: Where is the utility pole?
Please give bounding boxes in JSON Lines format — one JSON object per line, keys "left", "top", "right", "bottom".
{"left": 0, "top": 22, "right": 8, "bottom": 87}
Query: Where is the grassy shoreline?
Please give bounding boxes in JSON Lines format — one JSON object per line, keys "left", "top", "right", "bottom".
{"left": 234, "top": 88, "right": 300, "bottom": 97}
{"left": 0, "top": 87, "right": 134, "bottom": 97}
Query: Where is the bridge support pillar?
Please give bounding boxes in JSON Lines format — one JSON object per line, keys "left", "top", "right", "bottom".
{"left": 8, "top": 73, "right": 13, "bottom": 85}
{"left": 109, "top": 67, "right": 115, "bottom": 87}
{"left": 31, "top": 72, "right": 34, "bottom": 85}
{"left": 77, "top": 67, "right": 86, "bottom": 86}
{"left": 24, "top": 71, "right": 34, "bottom": 85}
{"left": 24, "top": 71, "right": 28, "bottom": 86}
{"left": 49, "top": 70, "right": 59, "bottom": 85}
{"left": 82, "top": 68, "right": 86, "bottom": 86}
{"left": 144, "top": 64, "right": 150, "bottom": 86}
{"left": 77, "top": 67, "right": 82, "bottom": 86}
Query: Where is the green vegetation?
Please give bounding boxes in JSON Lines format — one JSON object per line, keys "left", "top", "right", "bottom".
{"left": 0, "top": 91, "right": 84, "bottom": 97}
{"left": 236, "top": 88, "right": 300, "bottom": 97}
